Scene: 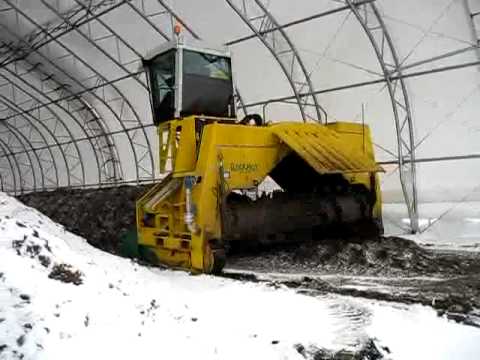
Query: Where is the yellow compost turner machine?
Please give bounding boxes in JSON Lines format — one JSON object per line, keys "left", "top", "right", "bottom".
{"left": 136, "top": 39, "right": 383, "bottom": 274}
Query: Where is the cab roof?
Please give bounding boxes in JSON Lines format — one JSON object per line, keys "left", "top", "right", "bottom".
{"left": 143, "top": 38, "right": 231, "bottom": 62}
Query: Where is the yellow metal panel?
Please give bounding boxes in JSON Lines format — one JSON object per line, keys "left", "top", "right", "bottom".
{"left": 152, "top": 247, "right": 191, "bottom": 269}
{"left": 137, "top": 117, "right": 383, "bottom": 274}
{"left": 270, "top": 122, "right": 382, "bottom": 174}
{"left": 219, "top": 145, "right": 286, "bottom": 189}
{"left": 158, "top": 121, "right": 178, "bottom": 173}
{"left": 174, "top": 117, "right": 197, "bottom": 174}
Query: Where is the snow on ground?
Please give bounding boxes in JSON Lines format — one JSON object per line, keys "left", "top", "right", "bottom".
{"left": 0, "top": 192, "right": 365, "bottom": 359}
{"left": 383, "top": 202, "right": 480, "bottom": 251}
{"left": 1, "top": 192, "right": 480, "bottom": 360}
{"left": 366, "top": 301, "right": 480, "bottom": 360}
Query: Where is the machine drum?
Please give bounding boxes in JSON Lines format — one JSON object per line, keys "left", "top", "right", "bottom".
{"left": 222, "top": 189, "right": 374, "bottom": 250}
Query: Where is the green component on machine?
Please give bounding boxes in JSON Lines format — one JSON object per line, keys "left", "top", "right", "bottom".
{"left": 120, "top": 229, "right": 160, "bottom": 266}
{"left": 119, "top": 229, "right": 139, "bottom": 258}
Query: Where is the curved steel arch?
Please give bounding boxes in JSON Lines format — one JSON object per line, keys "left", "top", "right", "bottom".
{"left": 39, "top": 0, "right": 158, "bottom": 180}
{"left": 0, "top": 135, "right": 22, "bottom": 194}
{"left": 0, "top": 77, "right": 82, "bottom": 191}
{"left": 225, "top": 0, "right": 326, "bottom": 122}
{"left": 39, "top": 0, "right": 148, "bottom": 92}
{"left": 0, "top": 95, "right": 59, "bottom": 191}
{"left": 37, "top": 0, "right": 174, "bottom": 180}
{"left": 0, "top": 116, "right": 40, "bottom": 191}
{"left": 2, "top": 0, "right": 155, "bottom": 186}
{"left": 345, "top": 0, "right": 418, "bottom": 232}
{"left": 0, "top": 67, "right": 92, "bottom": 186}
{"left": 0, "top": 0, "right": 122, "bottom": 68}
{"left": 0, "top": 87, "right": 79, "bottom": 190}
{"left": 0, "top": 141, "right": 17, "bottom": 193}
{"left": 0, "top": 5, "right": 120, "bottom": 186}
{"left": 4, "top": 37, "right": 123, "bottom": 183}
{"left": 0, "top": 28, "right": 121, "bottom": 185}
{"left": 0, "top": 0, "right": 124, "bottom": 182}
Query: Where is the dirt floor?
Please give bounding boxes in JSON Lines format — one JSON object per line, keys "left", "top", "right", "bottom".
{"left": 225, "top": 236, "right": 480, "bottom": 328}
{"left": 17, "top": 187, "right": 480, "bottom": 330}
{"left": 227, "top": 236, "right": 477, "bottom": 276}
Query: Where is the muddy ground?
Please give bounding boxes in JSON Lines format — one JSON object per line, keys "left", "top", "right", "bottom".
{"left": 226, "top": 236, "right": 480, "bottom": 327}
{"left": 17, "top": 187, "right": 480, "bottom": 329}
{"left": 227, "top": 235, "right": 480, "bottom": 276}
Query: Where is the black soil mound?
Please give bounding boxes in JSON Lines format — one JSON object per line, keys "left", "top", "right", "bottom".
{"left": 18, "top": 185, "right": 148, "bottom": 254}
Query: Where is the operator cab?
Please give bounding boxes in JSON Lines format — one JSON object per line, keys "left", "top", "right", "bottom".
{"left": 143, "top": 39, "right": 236, "bottom": 124}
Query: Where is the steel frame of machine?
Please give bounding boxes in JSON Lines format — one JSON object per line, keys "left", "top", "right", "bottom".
{"left": 0, "top": 0, "right": 479, "bottom": 232}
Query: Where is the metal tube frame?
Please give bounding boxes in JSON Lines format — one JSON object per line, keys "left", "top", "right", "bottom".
{"left": 0, "top": 116, "right": 40, "bottom": 191}
{"left": 0, "top": 95, "right": 57, "bottom": 191}
{"left": 343, "top": 1, "right": 418, "bottom": 231}
{"left": 0, "top": 137, "right": 20, "bottom": 194}
{"left": 0, "top": 73, "right": 85, "bottom": 190}
{"left": 225, "top": 0, "right": 326, "bottom": 122}
{"left": 2, "top": 0, "right": 155, "bottom": 184}
{"left": 463, "top": 0, "right": 480, "bottom": 62}
{"left": 1, "top": 66, "right": 93, "bottom": 185}
{"left": 0, "top": 83, "right": 72, "bottom": 189}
